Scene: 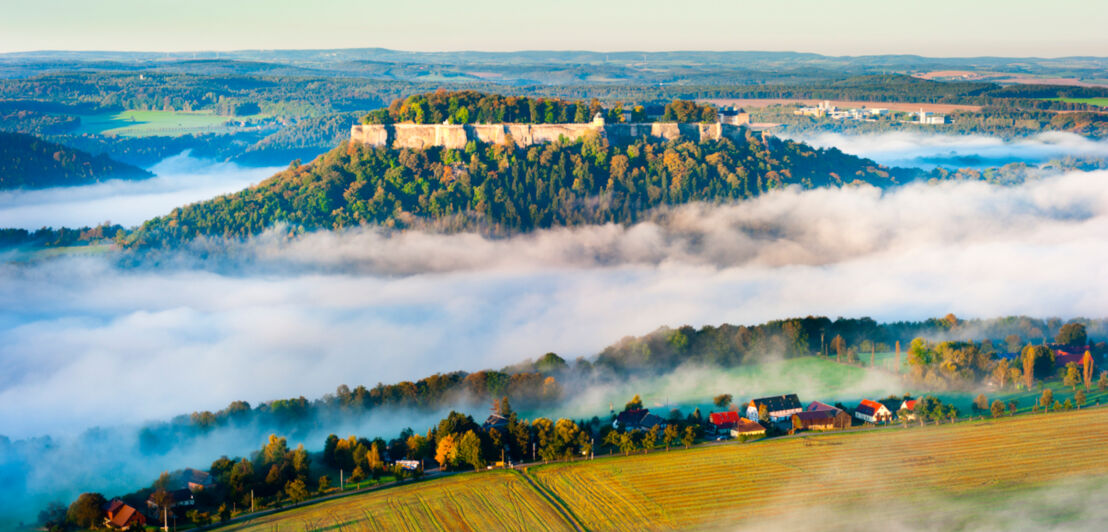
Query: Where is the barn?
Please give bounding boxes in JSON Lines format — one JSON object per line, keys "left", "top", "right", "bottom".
{"left": 792, "top": 409, "right": 852, "bottom": 431}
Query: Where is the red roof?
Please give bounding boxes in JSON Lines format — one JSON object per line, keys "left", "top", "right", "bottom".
{"left": 709, "top": 411, "right": 742, "bottom": 426}
{"left": 732, "top": 418, "right": 765, "bottom": 433}
{"left": 108, "top": 503, "right": 142, "bottom": 529}
{"left": 902, "top": 399, "right": 917, "bottom": 410}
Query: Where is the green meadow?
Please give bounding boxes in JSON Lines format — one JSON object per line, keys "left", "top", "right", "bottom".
{"left": 73, "top": 110, "right": 242, "bottom": 137}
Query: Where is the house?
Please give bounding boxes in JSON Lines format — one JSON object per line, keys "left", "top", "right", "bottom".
{"left": 806, "top": 401, "right": 842, "bottom": 413}
{"left": 179, "top": 468, "right": 213, "bottom": 492}
{"left": 719, "top": 106, "right": 750, "bottom": 126}
{"left": 708, "top": 410, "right": 742, "bottom": 434}
{"left": 104, "top": 500, "right": 145, "bottom": 530}
{"left": 147, "top": 488, "right": 195, "bottom": 513}
{"left": 899, "top": 399, "right": 919, "bottom": 420}
{"left": 1052, "top": 345, "right": 1092, "bottom": 368}
{"left": 729, "top": 418, "right": 767, "bottom": 438}
{"left": 854, "top": 399, "right": 893, "bottom": 424}
{"left": 613, "top": 408, "right": 667, "bottom": 430}
{"left": 791, "top": 409, "right": 852, "bottom": 431}
{"left": 746, "top": 394, "right": 803, "bottom": 423}
{"left": 482, "top": 412, "right": 510, "bottom": 432}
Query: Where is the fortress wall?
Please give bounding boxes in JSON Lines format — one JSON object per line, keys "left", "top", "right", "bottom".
{"left": 529, "top": 123, "right": 601, "bottom": 144}
{"left": 350, "top": 125, "right": 389, "bottom": 146}
{"left": 351, "top": 121, "right": 749, "bottom": 149}
{"left": 650, "top": 123, "right": 684, "bottom": 141}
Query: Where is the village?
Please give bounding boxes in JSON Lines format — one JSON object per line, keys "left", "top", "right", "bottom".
{"left": 67, "top": 339, "right": 1102, "bottom": 531}
{"left": 794, "top": 100, "right": 949, "bottom": 124}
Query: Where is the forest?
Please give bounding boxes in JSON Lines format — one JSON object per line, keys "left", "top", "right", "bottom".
{"left": 0, "top": 132, "right": 151, "bottom": 189}
{"left": 126, "top": 126, "right": 896, "bottom": 247}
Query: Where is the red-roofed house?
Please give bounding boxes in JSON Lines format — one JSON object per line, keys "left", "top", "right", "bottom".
{"left": 103, "top": 500, "right": 145, "bottom": 530}
{"left": 708, "top": 411, "right": 743, "bottom": 434}
{"left": 854, "top": 399, "right": 892, "bottom": 424}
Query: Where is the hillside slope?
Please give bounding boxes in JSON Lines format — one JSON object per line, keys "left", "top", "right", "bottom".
{"left": 128, "top": 131, "right": 898, "bottom": 247}
{"left": 0, "top": 131, "right": 152, "bottom": 189}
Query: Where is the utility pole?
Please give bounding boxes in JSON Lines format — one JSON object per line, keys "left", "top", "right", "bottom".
{"left": 250, "top": 489, "right": 254, "bottom": 513}
{"left": 162, "top": 506, "right": 168, "bottom": 532}
{"left": 532, "top": 442, "right": 536, "bottom": 462}
{"left": 340, "top": 469, "right": 344, "bottom": 491}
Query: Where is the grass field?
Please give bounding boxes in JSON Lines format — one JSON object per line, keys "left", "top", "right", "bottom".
{"left": 222, "top": 406, "right": 1108, "bottom": 531}
{"left": 530, "top": 406, "right": 1108, "bottom": 530}
{"left": 73, "top": 110, "right": 241, "bottom": 137}
{"left": 1046, "top": 97, "right": 1108, "bottom": 108}
{"left": 221, "top": 470, "right": 576, "bottom": 532}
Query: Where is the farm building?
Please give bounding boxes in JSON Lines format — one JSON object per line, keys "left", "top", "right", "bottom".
{"left": 806, "top": 401, "right": 842, "bottom": 413}
{"left": 729, "top": 418, "right": 767, "bottom": 438}
{"left": 708, "top": 410, "right": 745, "bottom": 434}
{"left": 1052, "top": 346, "right": 1093, "bottom": 369}
{"left": 613, "top": 408, "right": 667, "bottom": 430}
{"left": 104, "top": 500, "right": 145, "bottom": 530}
{"left": 147, "top": 488, "right": 195, "bottom": 513}
{"left": 854, "top": 399, "right": 892, "bottom": 424}
{"left": 899, "top": 399, "right": 918, "bottom": 420}
{"left": 746, "top": 394, "right": 803, "bottom": 422}
{"left": 791, "top": 409, "right": 852, "bottom": 431}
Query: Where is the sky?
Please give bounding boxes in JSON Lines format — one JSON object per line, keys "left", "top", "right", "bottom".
{"left": 0, "top": 0, "right": 1105, "bottom": 57}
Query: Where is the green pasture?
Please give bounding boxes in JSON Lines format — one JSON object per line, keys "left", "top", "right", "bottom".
{"left": 73, "top": 110, "right": 241, "bottom": 137}
{"left": 1045, "top": 97, "right": 1108, "bottom": 108}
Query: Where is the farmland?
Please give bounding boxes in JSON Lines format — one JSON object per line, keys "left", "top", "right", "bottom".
{"left": 220, "top": 470, "right": 576, "bottom": 532}
{"left": 72, "top": 110, "right": 246, "bottom": 137}
{"left": 531, "top": 406, "right": 1108, "bottom": 530}
{"left": 219, "top": 406, "right": 1108, "bottom": 531}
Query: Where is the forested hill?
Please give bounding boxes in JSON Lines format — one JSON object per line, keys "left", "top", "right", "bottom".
{"left": 127, "top": 130, "right": 898, "bottom": 247}
{"left": 0, "top": 132, "right": 151, "bottom": 189}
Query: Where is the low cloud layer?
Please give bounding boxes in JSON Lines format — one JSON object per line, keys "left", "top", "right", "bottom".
{"left": 788, "top": 131, "right": 1108, "bottom": 169}
{"left": 4, "top": 168, "right": 1108, "bottom": 440}
{"left": 2, "top": 147, "right": 1108, "bottom": 523}
{"left": 0, "top": 152, "right": 279, "bottom": 229}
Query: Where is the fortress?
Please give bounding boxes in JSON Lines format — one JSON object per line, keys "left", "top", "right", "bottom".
{"left": 350, "top": 111, "right": 752, "bottom": 150}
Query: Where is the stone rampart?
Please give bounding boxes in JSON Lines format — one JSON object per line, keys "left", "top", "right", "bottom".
{"left": 351, "top": 121, "right": 745, "bottom": 149}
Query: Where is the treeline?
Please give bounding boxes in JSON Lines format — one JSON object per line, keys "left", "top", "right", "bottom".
{"left": 127, "top": 129, "right": 896, "bottom": 247}
{"left": 0, "top": 132, "right": 152, "bottom": 189}
{"left": 363, "top": 91, "right": 610, "bottom": 125}
{"left": 0, "top": 224, "right": 125, "bottom": 249}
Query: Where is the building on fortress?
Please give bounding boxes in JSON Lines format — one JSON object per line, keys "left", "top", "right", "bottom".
{"left": 350, "top": 113, "right": 750, "bottom": 149}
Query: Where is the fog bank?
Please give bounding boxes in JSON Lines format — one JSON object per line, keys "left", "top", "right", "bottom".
{"left": 4, "top": 168, "right": 1108, "bottom": 440}
{"left": 788, "top": 131, "right": 1108, "bottom": 169}
{"left": 0, "top": 152, "right": 280, "bottom": 229}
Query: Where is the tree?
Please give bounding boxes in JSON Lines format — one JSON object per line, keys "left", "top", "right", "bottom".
{"left": 434, "top": 434, "right": 457, "bottom": 469}
{"left": 38, "top": 501, "right": 67, "bottom": 532}
{"left": 1005, "top": 334, "right": 1021, "bottom": 353}
{"left": 973, "top": 394, "right": 989, "bottom": 412}
{"left": 830, "top": 334, "right": 846, "bottom": 362}
{"left": 990, "top": 399, "right": 1005, "bottom": 418}
{"left": 318, "top": 475, "right": 331, "bottom": 491}
{"left": 644, "top": 425, "right": 660, "bottom": 453}
{"left": 218, "top": 503, "right": 231, "bottom": 523}
{"left": 1007, "top": 400, "right": 1018, "bottom": 416}
{"left": 1040, "top": 388, "right": 1054, "bottom": 411}
{"left": 625, "top": 394, "right": 643, "bottom": 411}
{"left": 1099, "top": 371, "right": 1108, "bottom": 392}
{"left": 993, "top": 358, "right": 1011, "bottom": 389}
{"left": 682, "top": 426, "right": 696, "bottom": 449}
{"left": 618, "top": 431, "right": 638, "bottom": 456}
{"left": 66, "top": 493, "right": 106, "bottom": 529}
{"left": 1064, "top": 362, "right": 1081, "bottom": 391}
{"left": 663, "top": 424, "right": 679, "bottom": 451}
{"left": 713, "top": 394, "right": 733, "bottom": 408}
{"left": 457, "top": 430, "right": 485, "bottom": 470}
{"left": 1056, "top": 322, "right": 1087, "bottom": 347}
{"left": 946, "top": 405, "right": 960, "bottom": 423}
{"left": 349, "top": 466, "right": 366, "bottom": 483}
{"left": 1076, "top": 389, "right": 1087, "bottom": 408}
{"left": 285, "top": 479, "right": 309, "bottom": 504}
{"left": 758, "top": 403, "right": 768, "bottom": 423}
{"left": 1083, "top": 351, "right": 1094, "bottom": 390}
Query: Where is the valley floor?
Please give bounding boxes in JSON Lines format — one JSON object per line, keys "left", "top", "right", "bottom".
{"left": 219, "top": 405, "right": 1108, "bottom": 531}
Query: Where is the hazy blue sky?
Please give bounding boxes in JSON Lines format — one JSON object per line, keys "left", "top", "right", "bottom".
{"left": 1, "top": 0, "right": 1104, "bottom": 56}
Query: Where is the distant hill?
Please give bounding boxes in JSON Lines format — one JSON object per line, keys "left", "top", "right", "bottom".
{"left": 128, "top": 127, "right": 901, "bottom": 248}
{"left": 0, "top": 132, "right": 151, "bottom": 189}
